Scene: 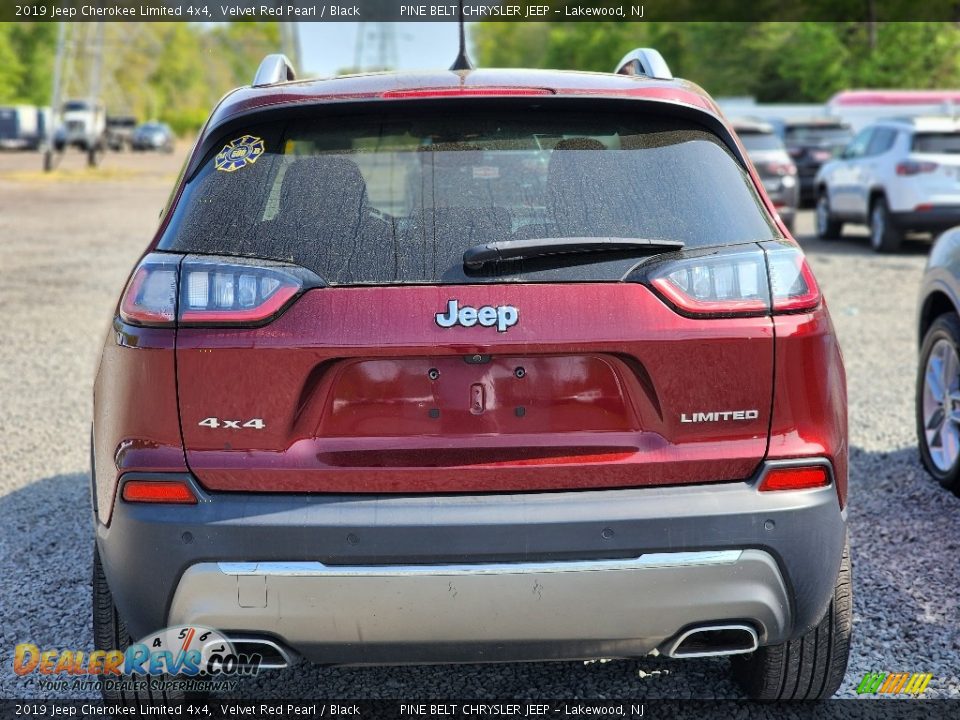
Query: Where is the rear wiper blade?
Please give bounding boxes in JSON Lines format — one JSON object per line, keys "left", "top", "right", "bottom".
{"left": 463, "top": 237, "right": 685, "bottom": 270}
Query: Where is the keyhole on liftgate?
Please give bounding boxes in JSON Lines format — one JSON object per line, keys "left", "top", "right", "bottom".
{"left": 470, "top": 383, "right": 485, "bottom": 415}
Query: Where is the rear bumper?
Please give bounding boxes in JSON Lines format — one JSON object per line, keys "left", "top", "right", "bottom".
{"left": 96, "top": 460, "right": 846, "bottom": 665}
{"left": 892, "top": 207, "right": 960, "bottom": 233}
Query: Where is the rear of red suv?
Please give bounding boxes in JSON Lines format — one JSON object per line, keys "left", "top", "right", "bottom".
{"left": 91, "top": 61, "right": 850, "bottom": 700}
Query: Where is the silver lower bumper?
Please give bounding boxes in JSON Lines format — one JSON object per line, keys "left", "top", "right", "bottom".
{"left": 167, "top": 549, "right": 790, "bottom": 665}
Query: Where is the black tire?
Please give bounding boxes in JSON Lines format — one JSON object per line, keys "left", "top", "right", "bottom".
{"left": 869, "top": 196, "right": 902, "bottom": 253}
{"left": 93, "top": 544, "right": 186, "bottom": 702}
{"left": 916, "top": 313, "right": 960, "bottom": 493}
{"left": 731, "top": 539, "right": 852, "bottom": 700}
{"left": 815, "top": 191, "right": 843, "bottom": 239}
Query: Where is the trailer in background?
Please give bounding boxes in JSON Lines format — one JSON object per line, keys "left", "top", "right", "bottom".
{"left": 0, "top": 105, "right": 47, "bottom": 150}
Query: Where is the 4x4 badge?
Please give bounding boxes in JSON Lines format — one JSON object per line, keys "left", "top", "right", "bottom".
{"left": 215, "top": 135, "right": 265, "bottom": 172}
{"left": 436, "top": 300, "right": 518, "bottom": 333}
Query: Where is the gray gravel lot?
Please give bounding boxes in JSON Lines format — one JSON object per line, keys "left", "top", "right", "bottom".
{"left": 1, "top": 148, "right": 959, "bottom": 702}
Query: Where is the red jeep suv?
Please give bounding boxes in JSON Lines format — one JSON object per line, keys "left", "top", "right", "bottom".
{"left": 91, "top": 49, "right": 851, "bottom": 700}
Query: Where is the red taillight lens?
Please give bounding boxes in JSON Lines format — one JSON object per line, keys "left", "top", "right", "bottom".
{"left": 764, "top": 161, "right": 797, "bottom": 176}
{"left": 122, "top": 480, "right": 197, "bottom": 504}
{"left": 766, "top": 244, "right": 821, "bottom": 312}
{"left": 896, "top": 160, "right": 938, "bottom": 176}
{"left": 179, "top": 258, "right": 302, "bottom": 325}
{"left": 649, "top": 247, "right": 770, "bottom": 317}
{"left": 119, "top": 254, "right": 179, "bottom": 326}
{"left": 758, "top": 465, "right": 830, "bottom": 492}
{"left": 118, "top": 254, "right": 304, "bottom": 327}
{"left": 645, "top": 244, "right": 820, "bottom": 317}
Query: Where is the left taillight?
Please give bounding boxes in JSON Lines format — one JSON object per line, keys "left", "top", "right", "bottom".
{"left": 178, "top": 257, "right": 302, "bottom": 325}
{"left": 118, "top": 253, "right": 304, "bottom": 327}
{"left": 119, "top": 254, "right": 180, "bottom": 326}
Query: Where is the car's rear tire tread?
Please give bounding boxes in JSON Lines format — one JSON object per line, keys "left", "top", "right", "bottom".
{"left": 731, "top": 540, "right": 851, "bottom": 700}
{"left": 93, "top": 544, "right": 185, "bottom": 703}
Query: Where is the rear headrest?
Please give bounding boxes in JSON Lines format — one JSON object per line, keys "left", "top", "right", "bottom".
{"left": 279, "top": 155, "right": 369, "bottom": 218}
{"left": 552, "top": 137, "right": 606, "bottom": 151}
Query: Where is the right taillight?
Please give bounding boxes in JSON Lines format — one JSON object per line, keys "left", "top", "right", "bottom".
{"left": 765, "top": 243, "right": 821, "bottom": 313}
{"left": 649, "top": 247, "right": 770, "bottom": 317}
{"left": 645, "top": 243, "right": 820, "bottom": 317}
{"left": 118, "top": 253, "right": 305, "bottom": 327}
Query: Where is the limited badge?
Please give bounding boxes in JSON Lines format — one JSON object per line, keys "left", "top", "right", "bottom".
{"left": 215, "top": 135, "right": 265, "bottom": 172}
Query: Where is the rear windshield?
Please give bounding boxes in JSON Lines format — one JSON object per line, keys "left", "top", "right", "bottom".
{"left": 784, "top": 126, "right": 852, "bottom": 146}
{"left": 913, "top": 132, "right": 960, "bottom": 154}
{"left": 159, "top": 108, "right": 777, "bottom": 284}
{"left": 737, "top": 131, "right": 784, "bottom": 152}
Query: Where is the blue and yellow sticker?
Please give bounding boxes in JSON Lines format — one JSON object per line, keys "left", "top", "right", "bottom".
{"left": 215, "top": 135, "right": 265, "bottom": 172}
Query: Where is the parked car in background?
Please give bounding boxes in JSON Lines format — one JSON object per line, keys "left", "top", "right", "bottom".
{"left": 733, "top": 119, "right": 799, "bottom": 233}
{"left": 815, "top": 116, "right": 960, "bottom": 253}
{"left": 92, "top": 50, "right": 851, "bottom": 702}
{"left": 916, "top": 228, "right": 960, "bottom": 494}
{"left": 779, "top": 119, "right": 853, "bottom": 205}
{"left": 131, "top": 121, "right": 175, "bottom": 152}
{"left": 106, "top": 115, "right": 137, "bottom": 151}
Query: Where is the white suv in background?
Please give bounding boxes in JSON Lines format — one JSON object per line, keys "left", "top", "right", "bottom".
{"left": 814, "top": 116, "right": 960, "bottom": 252}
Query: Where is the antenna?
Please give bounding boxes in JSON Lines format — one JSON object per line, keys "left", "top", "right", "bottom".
{"left": 449, "top": 0, "right": 473, "bottom": 71}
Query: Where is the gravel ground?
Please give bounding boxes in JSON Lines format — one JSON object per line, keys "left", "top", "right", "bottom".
{"left": 1, "top": 148, "right": 959, "bottom": 703}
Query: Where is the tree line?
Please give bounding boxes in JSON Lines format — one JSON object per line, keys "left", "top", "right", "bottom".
{"left": 0, "top": 22, "right": 279, "bottom": 134}
{"left": 473, "top": 22, "right": 960, "bottom": 102}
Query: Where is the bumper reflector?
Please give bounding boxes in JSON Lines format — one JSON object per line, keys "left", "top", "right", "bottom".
{"left": 122, "top": 480, "right": 197, "bottom": 504}
{"left": 758, "top": 465, "right": 829, "bottom": 492}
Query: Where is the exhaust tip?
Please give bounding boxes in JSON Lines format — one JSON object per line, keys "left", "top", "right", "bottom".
{"left": 227, "top": 636, "right": 297, "bottom": 670}
{"left": 663, "top": 624, "right": 759, "bottom": 658}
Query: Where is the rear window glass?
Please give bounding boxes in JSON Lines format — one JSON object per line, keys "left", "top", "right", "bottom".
{"left": 913, "top": 132, "right": 960, "bottom": 154}
{"left": 737, "top": 131, "right": 784, "bottom": 152}
{"left": 159, "top": 108, "right": 777, "bottom": 284}
{"left": 784, "top": 126, "right": 852, "bottom": 146}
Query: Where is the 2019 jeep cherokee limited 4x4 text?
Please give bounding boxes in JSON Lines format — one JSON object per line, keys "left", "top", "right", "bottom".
{"left": 91, "top": 50, "right": 851, "bottom": 701}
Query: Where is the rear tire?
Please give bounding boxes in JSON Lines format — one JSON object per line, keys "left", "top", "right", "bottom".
{"left": 93, "top": 544, "right": 186, "bottom": 702}
{"left": 869, "top": 196, "right": 902, "bottom": 253}
{"left": 916, "top": 313, "right": 960, "bottom": 493}
{"left": 731, "top": 539, "right": 852, "bottom": 700}
{"left": 815, "top": 191, "right": 843, "bottom": 239}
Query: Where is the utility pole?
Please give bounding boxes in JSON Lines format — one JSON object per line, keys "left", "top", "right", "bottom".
{"left": 353, "top": 23, "right": 399, "bottom": 72}
{"left": 44, "top": 21, "right": 68, "bottom": 172}
{"left": 43, "top": 19, "right": 107, "bottom": 171}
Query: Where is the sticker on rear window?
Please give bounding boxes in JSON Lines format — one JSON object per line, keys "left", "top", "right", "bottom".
{"left": 472, "top": 166, "right": 500, "bottom": 180}
{"left": 215, "top": 135, "right": 266, "bottom": 173}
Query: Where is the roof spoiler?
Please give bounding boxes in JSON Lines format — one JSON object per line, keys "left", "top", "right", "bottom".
{"left": 253, "top": 54, "right": 296, "bottom": 87}
{"left": 613, "top": 48, "right": 673, "bottom": 80}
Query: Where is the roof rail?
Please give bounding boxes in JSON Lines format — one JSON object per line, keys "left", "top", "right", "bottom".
{"left": 613, "top": 48, "right": 673, "bottom": 80}
{"left": 252, "top": 54, "right": 296, "bottom": 87}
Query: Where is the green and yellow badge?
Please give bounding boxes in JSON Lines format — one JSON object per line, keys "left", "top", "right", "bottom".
{"left": 215, "top": 135, "right": 265, "bottom": 172}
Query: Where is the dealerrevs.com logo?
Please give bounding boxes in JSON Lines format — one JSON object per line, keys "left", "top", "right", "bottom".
{"left": 13, "top": 625, "right": 261, "bottom": 693}
{"left": 856, "top": 671, "right": 933, "bottom": 696}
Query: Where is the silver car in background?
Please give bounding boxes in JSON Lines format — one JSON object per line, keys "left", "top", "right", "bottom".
{"left": 732, "top": 119, "right": 799, "bottom": 233}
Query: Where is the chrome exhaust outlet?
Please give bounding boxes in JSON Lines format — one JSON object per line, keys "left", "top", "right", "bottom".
{"left": 225, "top": 636, "right": 297, "bottom": 669}
{"left": 663, "top": 624, "right": 759, "bottom": 658}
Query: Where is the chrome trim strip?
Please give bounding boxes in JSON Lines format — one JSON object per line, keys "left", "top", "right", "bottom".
{"left": 218, "top": 550, "right": 742, "bottom": 578}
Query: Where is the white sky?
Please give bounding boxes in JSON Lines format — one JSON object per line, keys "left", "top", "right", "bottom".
{"left": 297, "top": 22, "right": 473, "bottom": 76}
